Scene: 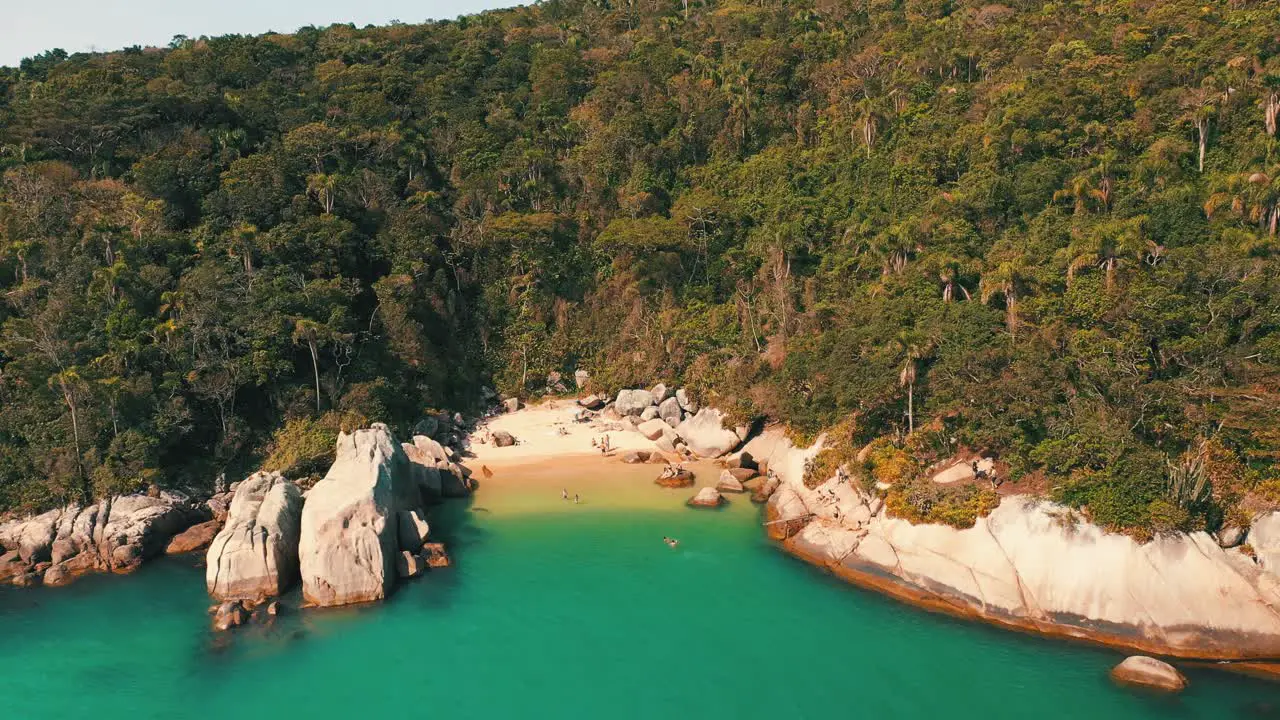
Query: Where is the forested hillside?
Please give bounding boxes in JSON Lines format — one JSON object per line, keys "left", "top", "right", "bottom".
{"left": 1, "top": 0, "right": 1278, "bottom": 534}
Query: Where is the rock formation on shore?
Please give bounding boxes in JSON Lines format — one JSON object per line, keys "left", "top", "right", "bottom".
{"left": 747, "top": 427, "right": 1280, "bottom": 662}
{"left": 0, "top": 492, "right": 205, "bottom": 587}
{"left": 206, "top": 471, "right": 304, "bottom": 601}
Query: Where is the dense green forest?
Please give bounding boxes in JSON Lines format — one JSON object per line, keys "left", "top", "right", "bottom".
{"left": 1, "top": 0, "right": 1278, "bottom": 535}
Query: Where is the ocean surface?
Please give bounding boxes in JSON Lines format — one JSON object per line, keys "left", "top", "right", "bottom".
{"left": 2, "top": 464, "right": 1278, "bottom": 719}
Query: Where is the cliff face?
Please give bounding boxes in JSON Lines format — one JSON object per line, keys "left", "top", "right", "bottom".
{"left": 744, "top": 430, "right": 1280, "bottom": 661}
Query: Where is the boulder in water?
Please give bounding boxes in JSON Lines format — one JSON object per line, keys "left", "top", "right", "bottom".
{"left": 298, "top": 425, "right": 407, "bottom": 607}
{"left": 688, "top": 487, "right": 724, "bottom": 508}
{"left": 716, "top": 470, "right": 746, "bottom": 493}
{"left": 212, "top": 600, "right": 250, "bottom": 632}
{"left": 655, "top": 467, "right": 696, "bottom": 488}
{"left": 422, "top": 542, "right": 451, "bottom": 568}
{"left": 1110, "top": 656, "right": 1187, "bottom": 692}
{"left": 396, "top": 550, "right": 425, "bottom": 579}
{"left": 621, "top": 450, "right": 652, "bottom": 464}
{"left": 206, "top": 471, "right": 304, "bottom": 601}
{"left": 398, "top": 509, "right": 430, "bottom": 551}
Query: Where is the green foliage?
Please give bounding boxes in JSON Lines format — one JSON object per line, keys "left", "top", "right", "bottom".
{"left": 884, "top": 478, "right": 1001, "bottom": 530}
{"left": 0, "top": 0, "right": 1276, "bottom": 532}
{"left": 261, "top": 411, "right": 365, "bottom": 482}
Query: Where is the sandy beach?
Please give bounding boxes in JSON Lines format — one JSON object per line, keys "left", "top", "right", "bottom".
{"left": 464, "top": 400, "right": 669, "bottom": 467}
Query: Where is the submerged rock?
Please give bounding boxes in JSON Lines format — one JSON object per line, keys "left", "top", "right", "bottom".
{"left": 1110, "top": 656, "right": 1187, "bottom": 693}
{"left": 212, "top": 600, "right": 250, "bottom": 632}
{"left": 422, "top": 542, "right": 451, "bottom": 568}
{"left": 206, "top": 471, "right": 304, "bottom": 601}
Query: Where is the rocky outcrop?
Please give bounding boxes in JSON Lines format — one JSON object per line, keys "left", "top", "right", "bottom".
{"left": 0, "top": 492, "right": 203, "bottom": 587}
{"left": 675, "top": 408, "right": 742, "bottom": 458}
{"left": 1110, "top": 656, "right": 1188, "bottom": 692}
{"left": 298, "top": 424, "right": 409, "bottom": 607}
{"left": 213, "top": 600, "right": 250, "bottom": 632}
{"left": 403, "top": 435, "right": 472, "bottom": 499}
{"left": 754, "top": 422, "right": 1280, "bottom": 660}
{"left": 655, "top": 467, "right": 695, "bottom": 488}
{"left": 206, "top": 471, "right": 304, "bottom": 601}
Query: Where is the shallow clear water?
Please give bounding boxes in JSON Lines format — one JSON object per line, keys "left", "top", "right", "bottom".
{"left": 2, "top": 471, "right": 1278, "bottom": 719}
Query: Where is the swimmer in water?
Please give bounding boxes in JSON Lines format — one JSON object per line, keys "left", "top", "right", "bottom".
{"left": 663, "top": 536, "right": 679, "bottom": 549}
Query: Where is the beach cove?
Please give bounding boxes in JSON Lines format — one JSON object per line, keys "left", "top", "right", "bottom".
{"left": 1, "top": 409, "right": 1278, "bottom": 719}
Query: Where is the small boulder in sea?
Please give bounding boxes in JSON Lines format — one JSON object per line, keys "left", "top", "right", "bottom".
{"left": 493, "top": 430, "right": 517, "bottom": 447}
{"left": 621, "top": 450, "right": 651, "bottom": 464}
{"left": 422, "top": 543, "right": 451, "bottom": 568}
{"left": 716, "top": 470, "right": 745, "bottom": 493}
{"left": 1109, "top": 656, "right": 1187, "bottom": 693}
{"left": 688, "top": 487, "right": 724, "bottom": 508}
{"left": 212, "top": 600, "right": 250, "bottom": 632}
{"left": 396, "top": 550, "right": 425, "bottom": 579}
{"left": 655, "top": 467, "right": 696, "bottom": 488}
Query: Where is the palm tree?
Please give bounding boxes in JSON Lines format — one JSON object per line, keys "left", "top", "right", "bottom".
{"left": 980, "top": 250, "right": 1031, "bottom": 336}
{"left": 871, "top": 221, "right": 919, "bottom": 275}
{"left": 1205, "top": 168, "right": 1280, "bottom": 237}
{"left": 1065, "top": 216, "right": 1146, "bottom": 290}
{"left": 1180, "top": 83, "right": 1218, "bottom": 173}
{"left": 895, "top": 334, "right": 929, "bottom": 435}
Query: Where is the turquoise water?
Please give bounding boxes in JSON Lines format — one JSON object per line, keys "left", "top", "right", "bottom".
{"left": 2, "top": 480, "right": 1278, "bottom": 719}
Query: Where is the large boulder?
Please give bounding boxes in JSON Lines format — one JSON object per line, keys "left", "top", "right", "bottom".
{"left": 1251, "top": 511, "right": 1280, "bottom": 573}
{"left": 299, "top": 425, "right": 408, "bottom": 607}
{"left": 637, "top": 419, "right": 670, "bottom": 441}
{"left": 404, "top": 435, "right": 472, "bottom": 499}
{"left": 716, "top": 470, "right": 745, "bottom": 494}
{"left": 675, "top": 388, "right": 697, "bottom": 413}
{"left": 615, "top": 389, "right": 655, "bottom": 416}
{"left": 688, "top": 487, "right": 724, "bottom": 508}
{"left": 398, "top": 509, "right": 430, "bottom": 551}
{"left": 651, "top": 383, "right": 670, "bottom": 404}
{"left": 657, "top": 397, "right": 682, "bottom": 426}
{"left": 640, "top": 406, "right": 660, "bottom": 422}
{"left": 1109, "top": 656, "right": 1187, "bottom": 693}
{"left": 675, "top": 408, "right": 741, "bottom": 458}
{"left": 206, "top": 471, "right": 304, "bottom": 601}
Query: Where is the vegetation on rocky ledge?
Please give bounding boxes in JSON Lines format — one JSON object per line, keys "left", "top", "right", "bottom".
{"left": 1, "top": 0, "right": 1278, "bottom": 534}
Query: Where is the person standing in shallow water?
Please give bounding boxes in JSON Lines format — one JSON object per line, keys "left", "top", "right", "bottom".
{"left": 574, "top": 493, "right": 581, "bottom": 504}
{"left": 562, "top": 488, "right": 568, "bottom": 500}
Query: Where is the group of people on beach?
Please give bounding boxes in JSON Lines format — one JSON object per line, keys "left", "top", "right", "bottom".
{"left": 560, "top": 488, "right": 580, "bottom": 504}
{"left": 657, "top": 462, "right": 687, "bottom": 479}
{"left": 591, "top": 434, "right": 612, "bottom": 455}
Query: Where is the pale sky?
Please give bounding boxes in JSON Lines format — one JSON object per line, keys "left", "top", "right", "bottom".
{"left": 0, "top": 0, "right": 518, "bottom": 67}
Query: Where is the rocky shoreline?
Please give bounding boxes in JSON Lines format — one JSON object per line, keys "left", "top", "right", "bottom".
{"left": 5, "top": 380, "right": 1280, "bottom": 682}
{"left": 0, "top": 417, "right": 477, "bottom": 630}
